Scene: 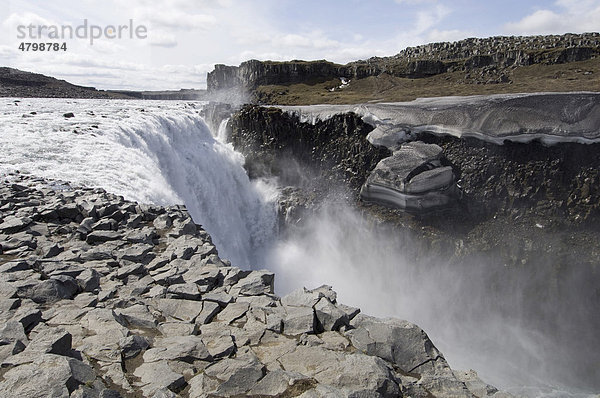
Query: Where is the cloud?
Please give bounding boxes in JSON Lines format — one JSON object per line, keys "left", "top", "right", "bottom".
{"left": 504, "top": 1, "right": 600, "bottom": 35}
{"left": 274, "top": 32, "right": 340, "bottom": 50}
{"left": 6, "top": 52, "right": 211, "bottom": 90}
{"left": 139, "top": 10, "right": 216, "bottom": 30}
{"left": 427, "top": 29, "right": 475, "bottom": 43}
{"left": 2, "top": 11, "right": 59, "bottom": 41}
{"left": 2, "top": 11, "right": 56, "bottom": 30}
{"left": 414, "top": 4, "right": 451, "bottom": 34}
{"left": 129, "top": 0, "right": 217, "bottom": 31}
{"left": 148, "top": 30, "right": 178, "bottom": 47}
{"left": 0, "top": 44, "right": 17, "bottom": 59}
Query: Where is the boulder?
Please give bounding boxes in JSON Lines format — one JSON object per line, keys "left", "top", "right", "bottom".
{"left": 0, "top": 354, "right": 74, "bottom": 396}
{"left": 0, "top": 215, "right": 32, "bottom": 233}
{"left": 116, "top": 304, "right": 157, "bottom": 329}
{"left": 282, "top": 306, "right": 316, "bottom": 336}
{"left": 232, "top": 270, "right": 274, "bottom": 295}
{"left": 23, "top": 327, "right": 72, "bottom": 356}
{"left": 211, "top": 362, "right": 265, "bottom": 396}
{"left": 86, "top": 230, "right": 123, "bottom": 244}
{"left": 360, "top": 141, "right": 459, "bottom": 212}
{"left": 30, "top": 275, "right": 79, "bottom": 303}
{"left": 199, "top": 323, "right": 236, "bottom": 359}
{"left": 347, "top": 314, "right": 444, "bottom": 374}
{"left": 215, "top": 301, "right": 250, "bottom": 324}
{"left": 314, "top": 297, "right": 349, "bottom": 331}
{"left": 119, "top": 335, "right": 150, "bottom": 359}
{"left": 153, "top": 298, "right": 204, "bottom": 323}
{"left": 279, "top": 346, "right": 401, "bottom": 397}
{"left": 133, "top": 361, "right": 186, "bottom": 395}
{"left": 143, "top": 335, "right": 211, "bottom": 362}
{"left": 166, "top": 283, "right": 201, "bottom": 300}
{"left": 248, "top": 369, "right": 315, "bottom": 397}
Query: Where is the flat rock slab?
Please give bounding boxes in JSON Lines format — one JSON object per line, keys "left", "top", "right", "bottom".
{"left": 0, "top": 354, "right": 74, "bottom": 397}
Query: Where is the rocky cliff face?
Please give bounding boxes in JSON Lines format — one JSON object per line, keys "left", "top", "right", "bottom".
{"left": 230, "top": 105, "right": 389, "bottom": 190}
{"left": 230, "top": 101, "right": 600, "bottom": 225}
{"left": 0, "top": 172, "right": 506, "bottom": 397}
{"left": 229, "top": 104, "right": 600, "bottom": 391}
{"left": 386, "top": 33, "right": 600, "bottom": 63}
{"left": 207, "top": 60, "right": 349, "bottom": 91}
{"left": 207, "top": 33, "right": 600, "bottom": 95}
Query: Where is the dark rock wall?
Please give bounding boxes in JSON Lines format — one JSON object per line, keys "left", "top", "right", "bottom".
{"left": 230, "top": 105, "right": 389, "bottom": 191}
{"left": 229, "top": 106, "right": 600, "bottom": 391}
{"left": 230, "top": 105, "right": 600, "bottom": 226}
{"left": 208, "top": 60, "right": 350, "bottom": 92}
{"left": 417, "top": 133, "right": 600, "bottom": 225}
{"left": 383, "top": 32, "right": 600, "bottom": 63}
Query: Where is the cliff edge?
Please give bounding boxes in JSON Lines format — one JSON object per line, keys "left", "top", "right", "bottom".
{"left": 207, "top": 33, "right": 600, "bottom": 104}
{"left": 0, "top": 172, "right": 506, "bottom": 397}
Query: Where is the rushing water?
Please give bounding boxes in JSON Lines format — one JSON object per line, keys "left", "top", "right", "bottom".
{"left": 0, "top": 98, "right": 278, "bottom": 268}
{"left": 0, "top": 98, "right": 597, "bottom": 397}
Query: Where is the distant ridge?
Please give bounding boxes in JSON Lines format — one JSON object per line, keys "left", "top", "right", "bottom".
{"left": 206, "top": 32, "right": 600, "bottom": 105}
{"left": 0, "top": 67, "right": 206, "bottom": 100}
{"left": 0, "top": 67, "right": 131, "bottom": 99}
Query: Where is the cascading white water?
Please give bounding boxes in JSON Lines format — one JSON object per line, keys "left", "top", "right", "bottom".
{"left": 0, "top": 98, "right": 278, "bottom": 267}
{"left": 0, "top": 98, "right": 597, "bottom": 398}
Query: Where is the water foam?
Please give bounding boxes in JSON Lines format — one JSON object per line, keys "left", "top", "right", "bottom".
{"left": 1, "top": 97, "right": 597, "bottom": 397}
{"left": 0, "top": 98, "right": 277, "bottom": 267}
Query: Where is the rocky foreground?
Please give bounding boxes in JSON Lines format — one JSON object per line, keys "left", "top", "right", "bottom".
{"left": 0, "top": 173, "right": 508, "bottom": 397}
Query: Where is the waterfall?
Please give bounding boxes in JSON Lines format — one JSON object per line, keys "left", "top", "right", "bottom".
{"left": 0, "top": 98, "right": 278, "bottom": 267}
{"left": 0, "top": 97, "right": 596, "bottom": 397}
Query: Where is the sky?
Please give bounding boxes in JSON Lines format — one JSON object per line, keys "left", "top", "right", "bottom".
{"left": 1, "top": 0, "right": 599, "bottom": 90}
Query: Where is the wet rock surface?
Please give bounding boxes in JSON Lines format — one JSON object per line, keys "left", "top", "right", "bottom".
{"left": 229, "top": 102, "right": 600, "bottom": 391}
{"left": 230, "top": 105, "right": 389, "bottom": 225}
{"left": 0, "top": 172, "right": 504, "bottom": 397}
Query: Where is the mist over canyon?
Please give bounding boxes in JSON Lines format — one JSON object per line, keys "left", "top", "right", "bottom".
{"left": 0, "top": 96, "right": 598, "bottom": 397}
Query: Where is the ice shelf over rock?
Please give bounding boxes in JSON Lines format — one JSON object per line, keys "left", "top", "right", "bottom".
{"left": 281, "top": 92, "right": 600, "bottom": 145}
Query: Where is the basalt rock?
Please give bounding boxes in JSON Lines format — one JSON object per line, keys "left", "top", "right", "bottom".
{"left": 230, "top": 105, "right": 389, "bottom": 190}
{"left": 0, "top": 172, "right": 506, "bottom": 397}
{"left": 360, "top": 141, "right": 460, "bottom": 212}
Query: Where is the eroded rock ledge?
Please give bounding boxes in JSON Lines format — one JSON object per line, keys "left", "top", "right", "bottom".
{"left": 229, "top": 93, "right": 600, "bottom": 223}
{"left": 0, "top": 173, "right": 506, "bottom": 397}
{"left": 360, "top": 141, "right": 460, "bottom": 213}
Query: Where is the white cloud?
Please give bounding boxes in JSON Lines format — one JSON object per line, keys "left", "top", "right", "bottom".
{"left": 274, "top": 32, "right": 340, "bottom": 50}
{"left": 414, "top": 4, "right": 451, "bottom": 34}
{"left": 2, "top": 11, "right": 59, "bottom": 41}
{"left": 0, "top": 44, "right": 17, "bottom": 59}
{"left": 148, "top": 30, "right": 178, "bottom": 47}
{"left": 2, "top": 11, "right": 56, "bottom": 30}
{"left": 427, "top": 28, "right": 475, "bottom": 43}
{"left": 138, "top": 9, "right": 216, "bottom": 30}
{"left": 504, "top": 1, "right": 600, "bottom": 35}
